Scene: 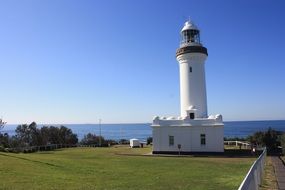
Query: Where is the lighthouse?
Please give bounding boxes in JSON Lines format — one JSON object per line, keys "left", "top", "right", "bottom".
{"left": 177, "top": 21, "right": 208, "bottom": 119}
{"left": 151, "top": 20, "right": 224, "bottom": 154}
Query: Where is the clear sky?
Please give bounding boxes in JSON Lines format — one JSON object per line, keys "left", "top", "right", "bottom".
{"left": 1, "top": 0, "right": 285, "bottom": 124}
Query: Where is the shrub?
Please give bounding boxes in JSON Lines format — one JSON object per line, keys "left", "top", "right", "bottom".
{"left": 81, "top": 133, "right": 105, "bottom": 146}
{"left": 247, "top": 127, "right": 283, "bottom": 153}
{"left": 119, "top": 139, "right": 129, "bottom": 145}
{"left": 281, "top": 133, "right": 285, "bottom": 155}
{"left": 147, "top": 137, "right": 153, "bottom": 145}
{"left": 105, "top": 139, "right": 117, "bottom": 146}
{"left": 1, "top": 122, "right": 78, "bottom": 153}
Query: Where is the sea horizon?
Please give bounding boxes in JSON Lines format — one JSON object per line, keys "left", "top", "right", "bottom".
{"left": 5, "top": 119, "right": 285, "bottom": 125}
{"left": 2, "top": 120, "right": 285, "bottom": 141}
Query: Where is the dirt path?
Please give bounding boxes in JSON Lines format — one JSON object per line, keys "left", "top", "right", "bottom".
{"left": 272, "top": 156, "right": 285, "bottom": 190}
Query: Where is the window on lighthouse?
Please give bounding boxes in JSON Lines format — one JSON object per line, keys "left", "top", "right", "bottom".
{"left": 189, "top": 67, "right": 192, "bottom": 73}
{"left": 169, "top": 136, "right": 174, "bottom": 146}
{"left": 182, "top": 29, "right": 200, "bottom": 44}
{"left": 200, "top": 134, "right": 206, "bottom": 145}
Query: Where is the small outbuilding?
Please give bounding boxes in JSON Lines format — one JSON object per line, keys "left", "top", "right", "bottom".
{"left": 130, "top": 139, "right": 140, "bottom": 148}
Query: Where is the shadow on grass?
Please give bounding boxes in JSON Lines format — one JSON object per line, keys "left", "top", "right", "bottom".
{"left": 117, "top": 149, "right": 262, "bottom": 158}
{"left": 0, "top": 153, "right": 62, "bottom": 168}
{"left": 37, "top": 149, "right": 65, "bottom": 154}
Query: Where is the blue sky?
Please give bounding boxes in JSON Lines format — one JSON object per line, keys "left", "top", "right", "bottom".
{"left": 0, "top": 0, "right": 285, "bottom": 124}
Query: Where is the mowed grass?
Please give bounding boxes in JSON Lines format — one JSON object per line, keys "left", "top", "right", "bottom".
{"left": 0, "top": 146, "right": 255, "bottom": 190}
{"left": 260, "top": 157, "right": 278, "bottom": 190}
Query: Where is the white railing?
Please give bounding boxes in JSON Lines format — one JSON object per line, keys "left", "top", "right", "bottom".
{"left": 224, "top": 141, "right": 251, "bottom": 149}
{"left": 238, "top": 148, "right": 267, "bottom": 190}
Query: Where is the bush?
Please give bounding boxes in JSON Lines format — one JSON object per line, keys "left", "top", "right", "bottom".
{"left": 105, "top": 139, "right": 117, "bottom": 146}
{"left": 248, "top": 128, "right": 283, "bottom": 153}
{"left": 81, "top": 133, "right": 105, "bottom": 146}
{"left": 119, "top": 139, "right": 129, "bottom": 145}
{"left": 0, "top": 133, "right": 10, "bottom": 148}
{"left": 147, "top": 137, "right": 153, "bottom": 145}
{"left": 281, "top": 133, "right": 285, "bottom": 155}
{"left": 0, "top": 122, "right": 78, "bottom": 153}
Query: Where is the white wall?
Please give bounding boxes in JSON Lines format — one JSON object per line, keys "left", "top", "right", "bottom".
{"left": 177, "top": 53, "right": 208, "bottom": 118}
{"left": 152, "top": 125, "right": 224, "bottom": 153}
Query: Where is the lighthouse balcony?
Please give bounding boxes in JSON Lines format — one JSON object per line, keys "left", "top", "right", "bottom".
{"left": 152, "top": 114, "right": 223, "bottom": 127}
{"left": 176, "top": 45, "right": 208, "bottom": 57}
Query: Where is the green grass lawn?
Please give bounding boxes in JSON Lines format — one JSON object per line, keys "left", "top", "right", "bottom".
{"left": 0, "top": 146, "right": 255, "bottom": 190}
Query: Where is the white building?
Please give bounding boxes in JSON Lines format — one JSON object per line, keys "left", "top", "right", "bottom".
{"left": 130, "top": 139, "right": 140, "bottom": 148}
{"left": 151, "top": 20, "right": 224, "bottom": 154}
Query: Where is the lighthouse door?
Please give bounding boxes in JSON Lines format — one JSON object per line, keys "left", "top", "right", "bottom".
{"left": 190, "top": 113, "right": 195, "bottom": 119}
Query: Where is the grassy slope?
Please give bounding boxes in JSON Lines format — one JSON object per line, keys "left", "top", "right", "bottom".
{"left": 0, "top": 147, "right": 255, "bottom": 190}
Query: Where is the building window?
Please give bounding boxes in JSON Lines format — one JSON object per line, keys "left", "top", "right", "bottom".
{"left": 200, "top": 134, "right": 206, "bottom": 145}
{"left": 190, "top": 113, "right": 195, "bottom": 119}
{"left": 189, "top": 66, "right": 192, "bottom": 73}
{"left": 169, "top": 136, "right": 174, "bottom": 146}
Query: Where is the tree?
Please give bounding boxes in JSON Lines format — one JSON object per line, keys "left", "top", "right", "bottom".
{"left": 1, "top": 122, "right": 79, "bottom": 153}
{"left": 59, "top": 126, "right": 78, "bottom": 145}
{"left": 8, "top": 135, "right": 22, "bottom": 149}
{"left": 0, "top": 118, "right": 6, "bottom": 131}
{"left": 263, "top": 127, "right": 279, "bottom": 151}
{"left": 248, "top": 131, "right": 264, "bottom": 146}
{"left": 81, "top": 133, "right": 104, "bottom": 146}
{"left": 28, "top": 122, "right": 41, "bottom": 146}
{"left": 0, "top": 118, "right": 8, "bottom": 148}
{"left": 0, "top": 133, "right": 9, "bottom": 148}
{"left": 248, "top": 128, "right": 282, "bottom": 152}
{"left": 14, "top": 123, "right": 78, "bottom": 147}
{"left": 47, "top": 126, "right": 61, "bottom": 144}
{"left": 15, "top": 122, "right": 39, "bottom": 146}
{"left": 15, "top": 124, "right": 31, "bottom": 146}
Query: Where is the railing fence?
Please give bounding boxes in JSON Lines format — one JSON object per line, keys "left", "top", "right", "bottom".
{"left": 224, "top": 141, "right": 251, "bottom": 149}
{"left": 238, "top": 148, "right": 267, "bottom": 190}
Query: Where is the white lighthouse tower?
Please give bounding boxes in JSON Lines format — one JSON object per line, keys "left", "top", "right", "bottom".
{"left": 151, "top": 20, "right": 224, "bottom": 154}
{"left": 177, "top": 20, "right": 208, "bottom": 119}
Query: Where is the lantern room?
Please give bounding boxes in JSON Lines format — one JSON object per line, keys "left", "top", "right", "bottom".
{"left": 180, "top": 21, "right": 201, "bottom": 46}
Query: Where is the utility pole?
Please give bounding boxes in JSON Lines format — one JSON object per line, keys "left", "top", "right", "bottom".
{"left": 99, "top": 119, "right": 102, "bottom": 147}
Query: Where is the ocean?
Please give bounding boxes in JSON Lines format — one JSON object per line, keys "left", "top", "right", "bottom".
{"left": 2, "top": 120, "right": 285, "bottom": 141}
